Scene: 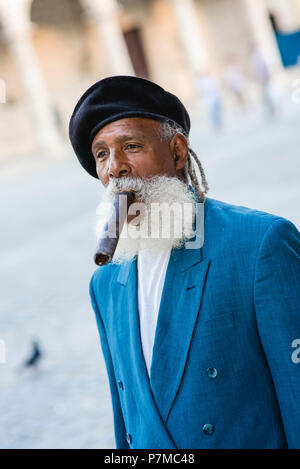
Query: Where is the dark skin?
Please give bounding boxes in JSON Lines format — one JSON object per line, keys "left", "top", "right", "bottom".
{"left": 91, "top": 117, "right": 189, "bottom": 187}
{"left": 91, "top": 117, "right": 190, "bottom": 224}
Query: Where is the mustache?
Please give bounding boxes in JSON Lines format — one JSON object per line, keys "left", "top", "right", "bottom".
{"left": 106, "top": 176, "right": 145, "bottom": 198}
{"left": 105, "top": 175, "right": 189, "bottom": 204}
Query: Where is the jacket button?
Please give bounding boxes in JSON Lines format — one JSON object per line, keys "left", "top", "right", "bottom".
{"left": 126, "top": 432, "right": 132, "bottom": 445}
{"left": 207, "top": 367, "right": 218, "bottom": 379}
{"left": 117, "top": 380, "right": 124, "bottom": 390}
{"left": 203, "top": 423, "right": 215, "bottom": 435}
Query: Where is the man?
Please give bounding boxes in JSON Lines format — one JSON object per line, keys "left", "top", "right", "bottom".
{"left": 69, "top": 76, "right": 300, "bottom": 449}
{"left": 250, "top": 44, "right": 276, "bottom": 117}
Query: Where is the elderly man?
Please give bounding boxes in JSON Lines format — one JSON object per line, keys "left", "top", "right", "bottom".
{"left": 69, "top": 76, "right": 300, "bottom": 449}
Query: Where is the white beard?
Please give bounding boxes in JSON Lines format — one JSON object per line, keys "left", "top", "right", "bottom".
{"left": 94, "top": 175, "right": 197, "bottom": 264}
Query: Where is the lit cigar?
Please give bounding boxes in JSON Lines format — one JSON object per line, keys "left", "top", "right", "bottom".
{"left": 94, "top": 190, "right": 135, "bottom": 266}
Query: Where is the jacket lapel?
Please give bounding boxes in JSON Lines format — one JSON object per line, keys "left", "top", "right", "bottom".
{"left": 150, "top": 245, "right": 211, "bottom": 422}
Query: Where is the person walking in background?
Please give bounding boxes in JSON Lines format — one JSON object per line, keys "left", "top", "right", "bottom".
{"left": 250, "top": 44, "right": 276, "bottom": 117}
{"left": 196, "top": 70, "right": 223, "bottom": 131}
{"left": 224, "top": 57, "right": 247, "bottom": 112}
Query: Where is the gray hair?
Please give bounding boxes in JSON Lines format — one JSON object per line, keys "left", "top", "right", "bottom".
{"left": 158, "top": 119, "right": 209, "bottom": 203}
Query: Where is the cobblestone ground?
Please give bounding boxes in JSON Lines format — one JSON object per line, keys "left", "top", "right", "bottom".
{"left": 0, "top": 102, "right": 299, "bottom": 449}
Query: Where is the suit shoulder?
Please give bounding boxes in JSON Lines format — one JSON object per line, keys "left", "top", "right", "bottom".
{"left": 257, "top": 216, "right": 300, "bottom": 253}
{"left": 202, "top": 197, "right": 299, "bottom": 258}
{"left": 205, "top": 197, "right": 283, "bottom": 233}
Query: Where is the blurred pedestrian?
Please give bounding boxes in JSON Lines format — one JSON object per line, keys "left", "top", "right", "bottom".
{"left": 196, "top": 70, "right": 223, "bottom": 131}
{"left": 224, "top": 57, "right": 247, "bottom": 111}
{"left": 250, "top": 44, "right": 276, "bottom": 117}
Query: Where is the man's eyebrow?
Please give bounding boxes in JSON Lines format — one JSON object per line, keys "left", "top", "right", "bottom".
{"left": 92, "top": 134, "right": 145, "bottom": 151}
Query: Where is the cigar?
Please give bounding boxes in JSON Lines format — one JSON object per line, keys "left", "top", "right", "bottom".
{"left": 94, "top": 190, "right": 135, "bottom": 266}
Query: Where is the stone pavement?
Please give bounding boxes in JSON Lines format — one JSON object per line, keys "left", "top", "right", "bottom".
{"left": 0, "top": 103, "right": 299, "bottom": 448}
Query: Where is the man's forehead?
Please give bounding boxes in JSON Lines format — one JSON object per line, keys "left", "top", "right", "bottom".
{"left": 92, "top": 117, "right": 161, "bottom": 146}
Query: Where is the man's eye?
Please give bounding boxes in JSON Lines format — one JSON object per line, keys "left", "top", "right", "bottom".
{"left": 125, "top": 144, "right": 141, "bottom": 150}
{"left": 96, "top": 150, "right": 107, "bottom": 159}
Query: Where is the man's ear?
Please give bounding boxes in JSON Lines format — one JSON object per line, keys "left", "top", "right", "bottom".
{"left": 170, "top": 134, "right": 189, "bottom": 171}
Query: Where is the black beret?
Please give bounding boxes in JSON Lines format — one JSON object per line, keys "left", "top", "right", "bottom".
{"left": 69, "top": 75, "right": 190, "bottom": 178}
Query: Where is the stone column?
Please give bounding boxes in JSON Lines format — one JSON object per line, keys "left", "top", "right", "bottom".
{"left": 169, "top": 0, "right": 209, "bottom": 73}
{"left": 81, "top": 0, "right": 134, "bottom": 75}
{"left": 243, "top": 0, "right": 283, "bottom": 70}
{"left": 0, "top": 0, "right": 63, "bottom": 154}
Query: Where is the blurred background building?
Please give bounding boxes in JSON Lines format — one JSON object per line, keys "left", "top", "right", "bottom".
{"left": 1, "top": 0, "right": 300, "bottom": 157}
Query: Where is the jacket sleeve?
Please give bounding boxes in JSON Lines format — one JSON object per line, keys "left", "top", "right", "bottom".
{"left": 89, "top": 275, "right": 129, "bottom": 449}
{"left": 254, "top": 218, "right": 300, "bottom": 448}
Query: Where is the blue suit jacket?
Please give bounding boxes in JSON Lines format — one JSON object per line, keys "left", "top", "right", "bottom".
{"left": 89, "top": 197, "right": 300, "bottom": 449}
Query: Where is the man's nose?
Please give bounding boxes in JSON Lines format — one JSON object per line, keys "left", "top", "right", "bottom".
{"left": 108, "top": 150, "right": 130, "bottom": 178}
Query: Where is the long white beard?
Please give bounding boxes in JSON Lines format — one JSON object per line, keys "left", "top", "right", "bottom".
{"left": 94, "top": 175, "right": 197, "bottom": 264}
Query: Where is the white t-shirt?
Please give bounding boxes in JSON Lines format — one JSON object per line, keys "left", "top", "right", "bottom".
{"left": 137, "top": 248, "right": 171, "bottom": 377}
